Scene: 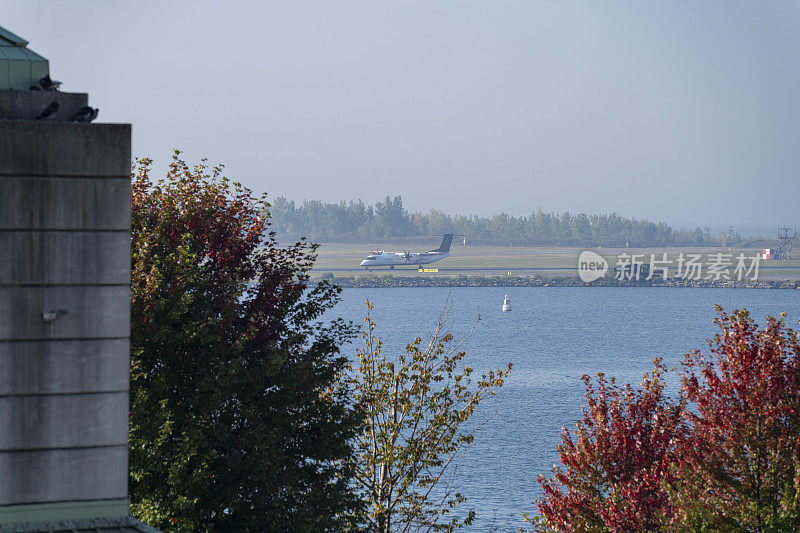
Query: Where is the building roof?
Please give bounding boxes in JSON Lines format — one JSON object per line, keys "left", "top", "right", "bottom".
{"left": 0, "top": 25, "right": 28, "bottom": 47}
{"left": 0, "top": 24, "right": 48, "bottom": 90}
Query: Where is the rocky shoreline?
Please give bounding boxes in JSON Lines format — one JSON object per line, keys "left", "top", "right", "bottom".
{"left": 324, "top": 274, "right": 800, "bottom": 290}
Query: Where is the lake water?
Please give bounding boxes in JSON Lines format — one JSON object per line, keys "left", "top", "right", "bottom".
{"left": 330, "top": 286, "right": 800, "bottom": 530}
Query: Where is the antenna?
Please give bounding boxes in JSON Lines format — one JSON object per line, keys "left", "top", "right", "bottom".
{"left": 776, "top": 226, "right": 797, "bottom": 260}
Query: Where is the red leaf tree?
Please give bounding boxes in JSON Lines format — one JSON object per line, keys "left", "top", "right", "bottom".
{"left": 536, "top": 360, "right": 684, "bottom": 532}
{"left": 673, "top": 307, "right": 800, "bottom": 530}
{"left": 535, "top": 308, "right": 800, "bottom": 531}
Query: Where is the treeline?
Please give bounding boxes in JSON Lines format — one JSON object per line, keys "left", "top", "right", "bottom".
{"left": 268, "top": 195, "right": 734, "bottom": 247}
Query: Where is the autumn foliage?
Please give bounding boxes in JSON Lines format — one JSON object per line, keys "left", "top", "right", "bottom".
{"left": 129, "top": 153, "right": 360, "bottom": 531}
{"left": 536, "top": 361, "right": 684, "bottom": 531}
{"left": 675, "top": 308, "right": 800, "bottom": 530}
{"left": 536, "top": 307, "right": 800, "bottom": 532}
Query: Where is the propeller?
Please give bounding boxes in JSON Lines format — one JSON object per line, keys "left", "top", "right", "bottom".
{"left": 403, "top": 250, "right": 412, "bottom": 261}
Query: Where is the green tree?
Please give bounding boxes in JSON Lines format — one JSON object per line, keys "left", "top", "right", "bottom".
{"left": 374, "top": 195, "right": 409, "bottom": 237}
{"left": 342, "top": 302, "right": 511, "bottom": 532}
{"left": 129, "top": 153, "right": 360, "bottom": 531}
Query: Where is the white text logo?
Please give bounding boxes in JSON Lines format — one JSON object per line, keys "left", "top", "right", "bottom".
{"left": 578, "top": 251, "right": 609, "bottom": 282}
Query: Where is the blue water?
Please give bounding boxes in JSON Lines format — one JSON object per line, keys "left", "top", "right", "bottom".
{"left": 328, "top": 286, "right": 800, "bottom": 530}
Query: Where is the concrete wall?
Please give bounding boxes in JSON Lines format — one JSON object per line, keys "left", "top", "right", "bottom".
{"left": 0, "top": 91, "right": 88, "bottom": 121}
{"left": 0, "top": 106, "right": 131, "bottom": 521}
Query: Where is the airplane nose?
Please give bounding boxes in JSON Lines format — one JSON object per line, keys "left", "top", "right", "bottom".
{"left": 360, "top": 260, "right": 368, "bottom": 266}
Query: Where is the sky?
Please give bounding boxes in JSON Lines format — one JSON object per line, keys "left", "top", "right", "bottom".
{"left": 4, "top": 1, "right": 799, "bottom": 232}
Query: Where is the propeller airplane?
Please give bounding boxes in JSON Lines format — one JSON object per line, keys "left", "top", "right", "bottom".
{"left": 359, "top": 234, "right": 462, "bottom": 269}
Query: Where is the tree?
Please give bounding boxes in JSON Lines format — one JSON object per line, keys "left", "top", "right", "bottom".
{"left": 534, "top": 308, "right": 800, "bottom": 532}
{"left": 672, "top": 307, "right": 800, "bottom": 531}
{"left": 129, "top": 152, "right": 360, "bottom": 531}
{"left": 373, "top": 195, "right": 409, "bottom": 238}
{"left": 342, "top": 302, "right": 511, "bottom": 532}
{"left": 535, "top": 360, "right": 684, "bottom": 532}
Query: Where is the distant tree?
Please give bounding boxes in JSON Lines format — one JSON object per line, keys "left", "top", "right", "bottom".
{"left": 129, "top": 153, "right": 360, "bottom": 531}
{"left": 267, "top": 195, "right": 298, "bottom": 237}
{"left": 570, "top": 213, "right": 591, "bottom": 244}
{"left": 374, "top": 195, "right": 410, "bottom": 237}
{"left": 535, "top": 360, "right": 684, "bottom": 532}
{"left": 342, "top": 302, "right": 511, "bottom": 533}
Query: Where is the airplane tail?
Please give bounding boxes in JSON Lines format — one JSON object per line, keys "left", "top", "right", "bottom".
{"left": 430, "top": 234, "right": 454, "bottom": 253}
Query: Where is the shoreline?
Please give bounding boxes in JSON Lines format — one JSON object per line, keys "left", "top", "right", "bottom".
{"left": 326, "top": 275, "right": 800, "bottom": 290}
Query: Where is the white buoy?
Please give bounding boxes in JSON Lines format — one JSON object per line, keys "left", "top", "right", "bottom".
{"left": 501, "top": 294, "right": 511, "bottom": 312}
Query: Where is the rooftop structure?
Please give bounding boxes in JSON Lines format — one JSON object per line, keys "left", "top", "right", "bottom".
{"left": 0, "top": 26, "right": 48, "bottom": 90}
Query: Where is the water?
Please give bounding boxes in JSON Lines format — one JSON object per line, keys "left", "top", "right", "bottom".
{"left": 329, "top": 286, "right": 800, "bottom": 530}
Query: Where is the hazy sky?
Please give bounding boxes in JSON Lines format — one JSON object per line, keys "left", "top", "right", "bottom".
{"left": 4, "top": 1, "right": 799, "bottom": 231}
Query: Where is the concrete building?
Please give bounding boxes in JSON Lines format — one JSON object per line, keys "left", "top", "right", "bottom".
{"left": 0, "top": 26, "right": 155, "bottom": 532}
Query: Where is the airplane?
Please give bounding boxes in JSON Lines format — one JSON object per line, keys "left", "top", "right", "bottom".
{"left": 360, "top": 234, "right": 460, "bottom": 269}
